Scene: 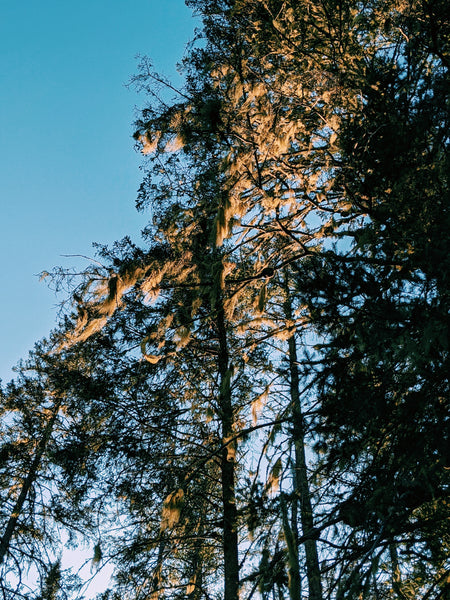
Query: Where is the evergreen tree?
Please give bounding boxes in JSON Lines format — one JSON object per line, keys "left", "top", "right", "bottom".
{"left": 24, "top": 0, "right": 449, "bottom": 598}
{"left": 0, "top": 336, "right": 94, "bottom": 599}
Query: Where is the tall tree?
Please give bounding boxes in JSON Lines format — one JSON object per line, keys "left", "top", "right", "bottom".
{"left": 0, "top": 336, "right": 95, "bottom": 599}
{"left": 289, "top": 0, "right": 450, "bottom": 596}
{"left": 33, "top": 1, "right": 449, "bottom": 598}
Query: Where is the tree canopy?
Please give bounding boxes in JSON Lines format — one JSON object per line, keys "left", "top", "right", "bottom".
{"left": 1, "top": 1, "right": 448, "bottom": 599}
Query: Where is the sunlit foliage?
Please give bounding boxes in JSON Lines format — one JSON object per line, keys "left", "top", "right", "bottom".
{"left": 3, "top": 1, "right": 448, "bottom": 599}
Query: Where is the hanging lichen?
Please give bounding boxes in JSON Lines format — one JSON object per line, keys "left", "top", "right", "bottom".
{"left": 160, "top": 489, "right": 185, "bottom": 531}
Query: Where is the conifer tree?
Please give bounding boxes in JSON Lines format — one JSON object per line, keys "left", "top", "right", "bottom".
{"left": 31, "top": 0, "right": 449, "bottom": 598}
{"left": 0, "top": 337, "right": 94, "bottom": 599}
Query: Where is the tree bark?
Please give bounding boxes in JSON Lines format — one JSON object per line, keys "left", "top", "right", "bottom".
{"left": 280, "top": 492, "right": 302, "bottom": 600}
{"left": 284, "top": 285, "right": 323, "bottom": 600}
{"left": 217, "top": 303, "right": 240, "bottom": 600}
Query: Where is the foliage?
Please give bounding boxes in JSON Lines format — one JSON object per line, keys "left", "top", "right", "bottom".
{"left": 5, "top": 1, "right": 449, "bottom": 599}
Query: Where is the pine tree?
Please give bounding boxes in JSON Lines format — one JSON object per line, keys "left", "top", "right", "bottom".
{"left": 31, "top": 1, "right": 449, "bottom": 598}
{"left": 0, "top": 336, "right": 93, "bottom": 598}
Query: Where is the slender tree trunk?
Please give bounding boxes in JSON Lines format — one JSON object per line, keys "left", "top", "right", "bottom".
{"left": 0, "top": 399, "right": 61, "bottom": 565}
{"left": 188, "top": 519, "right": 205, "bottom": 600}
{"left": 217, "top": 302, "right": 240, "bottom": 600}
{"left": 284, "top": 285, "right": 323, "bottom": 600}
{"left": 280, "top": 493, "right": 302, "bottom": 600}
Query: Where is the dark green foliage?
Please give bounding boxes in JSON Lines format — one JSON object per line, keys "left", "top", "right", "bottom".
{"left": 4, "top": 1, "right": 449, "bottom": 599}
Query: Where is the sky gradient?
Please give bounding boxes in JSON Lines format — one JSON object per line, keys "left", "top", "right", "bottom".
{"left": 1, "top": 0, "right": 196, "bottom": 382}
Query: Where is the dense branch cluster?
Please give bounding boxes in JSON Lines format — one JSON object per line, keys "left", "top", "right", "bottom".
{"left": 1, "top": 1, "right": 448, "bottom": 599}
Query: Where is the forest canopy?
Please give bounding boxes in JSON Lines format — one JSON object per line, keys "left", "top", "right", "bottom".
{"left": 1, "top": 1, "right": 448, "bottom": 599}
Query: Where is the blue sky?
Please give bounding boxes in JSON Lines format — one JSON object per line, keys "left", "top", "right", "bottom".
{"left": 0, "top": 0, "right": 196, "bottom": 382}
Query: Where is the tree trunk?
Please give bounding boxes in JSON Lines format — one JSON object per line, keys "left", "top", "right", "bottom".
{"left": 217, "top": 302, "right": 240, "bottom": 600}
{"left": 0, "top": 398, "right": 61, "bottom": 565}
{"left": 280, "top": 493, "right": 302, "bottom": 600}
{"left": 284, "top": 285, "right": 322, "bottom": 600}
{"left": 187, "top": 521, "right": 204, "bottom": 600}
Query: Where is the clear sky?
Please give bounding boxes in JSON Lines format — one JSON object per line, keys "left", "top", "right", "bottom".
{"left": 0, "top": 0, "right": 196, "bottom": 382}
